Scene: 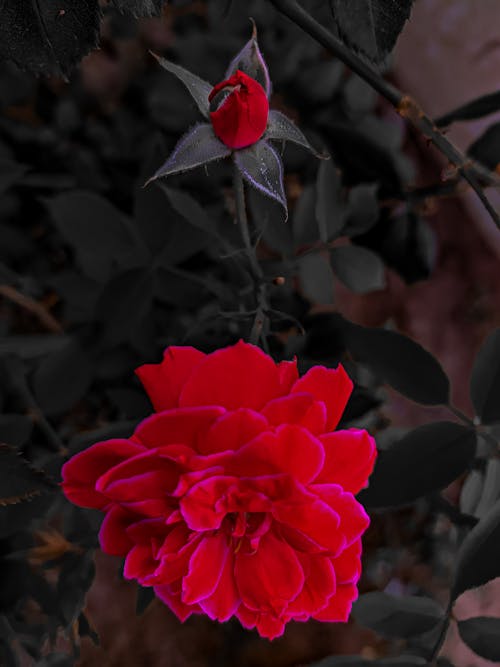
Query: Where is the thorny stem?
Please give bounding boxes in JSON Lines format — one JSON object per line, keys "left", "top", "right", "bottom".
{"left": 268, "top": 0, "right": 500, "bottom": 229}
{"left": 233, "top": 166, "right": 269, "bottom": 347}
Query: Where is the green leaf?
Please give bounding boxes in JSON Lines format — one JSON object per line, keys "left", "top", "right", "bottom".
{"left": 331, "top": 245, "right": 385, "bottom": 293}
{"left": 457, "top": 617, "right": 500, "bottom": 661}
{"left": 470, "top": 329, "right": 500, "bottom": 424}
{"left": 452, "top": 499, "right": 500, "bottom": 601}
{"left": 358, "top": 422, "right": 476, "bottom": 508}
{"left": 147, "top": 124, "right": 230, "bottom": 183}
{"left": 353, "top": 592, "right": 443, "bottom": 638}
{"left": 315, "top": 159, "right": 345, "bottom": 242}
{"left": 344, "top": 322, "right": 450, "bottom": 405}
{"left": 151, "top": 54, "right": 213, "bottom": 118}
{"left": 298, "top": 253, "right": 334, "bottom": 304}
{"left": 235, "top": 140, "right": 287, "bottom": 218}
{"left": 331, "top": 0, "right": 415, "bottom": 63}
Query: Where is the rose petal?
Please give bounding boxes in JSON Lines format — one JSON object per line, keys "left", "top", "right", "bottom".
{"left": 123, "top": 543, "right": 158, "bottom": 583}
{"left": 182, "top": 532, "right": 230, "bottom": 604}
{"left": 291, "top": 364, "right": 353, "bottom": 431}
{"left": 180, "top": 476, "right": 237, "bottom": 530}
{"left": 136, "top": 346, "right": 205, "bottom": 411}
{"left": 235, "top": 530, "right": 304, "bottom": 616}
{"left": 332, "top": 539, "right": 362, "bottom": 584}
{"left": 200, "top": 549, "right": 240, "bottom": 621}
{"left": 154, "top": 585, "right": 199, "bottom": 622}
{"left": 134, "top": 407, "right": 225, "bottom": 451}
{"left": 312, "top": 583, "right": 358, "bottom": 622}
{"left": 61, "top": 439, "right": 145, "bottom": 509}
{"left": 229, "top": 424, "right": 325, "bottom": 484}
{"left": 200, "top": 408, "right": 269, "bottom": 455}
{"left": 277, "top": 359, "right": 299, "bottom": 393}
{"left": 317, "top": 429, "right": 377, "bottom": 493}
{"left": 261, "top": 393, "right": 327, "bottom": 435}
{"left": 179, "top": 340, "right": 281, "bottom": 411}
{"left": 98, "top": 505, "right": 135, "bottom": 556}
{"left": 312, "top": 484, "right": 370, "bottom": 546}
{"left": 286, "top": 553, "right": 336, "bottom": 616}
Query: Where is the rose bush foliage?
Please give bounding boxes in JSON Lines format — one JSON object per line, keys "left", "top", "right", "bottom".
{"left": 62, "top": 341, "right": 376, "bottom": 639}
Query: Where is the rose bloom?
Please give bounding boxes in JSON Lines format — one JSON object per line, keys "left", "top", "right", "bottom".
{"left": 62, "top": 341, "right": 376, "bottom": 639}
{"left": 209, "top": 70, "right": 269, "bottom": 149}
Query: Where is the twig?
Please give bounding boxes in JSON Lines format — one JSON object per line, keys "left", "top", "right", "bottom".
{"left": 233, "top": 167, "right": 270, "bottom": 346}
{"left": 0, "top": 284, "right": 63, "bottom": 334}
{"left": 268, "top": 0, "right": 500, "bottom": 229}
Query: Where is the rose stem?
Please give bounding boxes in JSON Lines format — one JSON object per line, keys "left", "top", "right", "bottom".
{"left": 269, "top": 0, "right": 500, "bottom": 230}
{"left": 232, "top": 166, "right": 270, "bottom": 349}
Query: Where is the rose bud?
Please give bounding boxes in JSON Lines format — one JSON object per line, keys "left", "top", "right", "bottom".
{"left": 209, "top": 70, "right": 269, "bottom": 150}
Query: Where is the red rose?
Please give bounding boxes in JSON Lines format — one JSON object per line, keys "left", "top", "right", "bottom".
{"left": 61, "top": 341, "right": 376, "bottom": 639}
{"left": 209, "top": 70, "right": 269, "bottom": 150}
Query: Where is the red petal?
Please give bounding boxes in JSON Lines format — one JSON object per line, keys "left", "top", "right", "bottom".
{"left": 317, "top": 429, "right": 377, "bottom": 493}
{"left": 180, "top": 476, "right": 237, "bottom": 530}
{"left": 96, "top": 449, "right": 179, "bottom": 501}
{"left": 135, "top": 346, "right": 205, "bottom": 412}
{"left": 273, "top": 495, "right": 344, "bottom": 556}
{"left": 200, "top": 408, "right": 269, "bottom": 455}
{"left": 133, "top": 406, "right": 225, "bottom": 450}
{"left": 155, "top": 533, "right": 201, "bottom": 585}
{"left": 236, "top": 605, "right": 257, "bottom": 629}
{"left": 312, "top": 484, "right": 370, "bottom": 546}
{"left": 291, "top": 364, "right": 353, "bottom": 431}
{"left": 332, "top": 539, "right": 362, "bottom": 584}
{"left": 98, "top": 505, "right": 135, "bottom": 556}
{"left": 182, "top": 532, "right": 230, "bottom": 604}
{"left": 235, "top": 530, "right": 304, "bottom": 616}
{"left": 154, "top": 585, "right": 199, "bottom": 622}
{"left": 126, "top": 517, "right": 169, "bottom": 544}
{"left": 312, "top": 583, "right": 358, "bottom": 622}
{"left": 229, "top": 424, "right": 324, "bottom": 484}
{"left": 262, "top": 393, "right": 327, "bottom": 435}
{"left": 61, "top": 439, "right": 145, "bottom": 509}
{"left": 277, "top": 359, "right": 299, "bottom": 393}
{"left": 123, "top": 544, "right": 158, "bottom": 583}
{"left": 286, "top": 553, "right": 336, "bottom": 616}
{"left": 179, "top": 341, "right": 281, "bottom": 411}
{"left": 200, "top": 549, "right": 240, "bottom": 621}
{"left": 255, "top": 614, "right": 286, "bottom": 640}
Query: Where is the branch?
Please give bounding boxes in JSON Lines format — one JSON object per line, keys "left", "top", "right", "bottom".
{"left": 268, "top": 0, "right": 500, "bottom": 229}
{"left": 0, "top": 284, "right": 63, "bottom": 334}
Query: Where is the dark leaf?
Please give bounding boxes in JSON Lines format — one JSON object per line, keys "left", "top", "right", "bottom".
{"left": 436, "top": 91, "right": 500, "bottom": 127}
{"left": 151, "top": 55, "right": 212, "bottom": 118}
{"left": 158, "top": 185, "right": 222, "bottom": 242}
{"left": 293, "top": 185, "right": 319, "bottom": 246}
{"left": 234, "top": 140, "right": 287, "bottom": 218}
{"left": 298, "top": 253, "right": 334, "bottom": 304}
{"left": 225, "top": 22, "right": 271, "bottom": 97}
{"left": 331, "top": 0, "right": 415, "bottom": 63}
{"left": 342, "top": 184, "right": 379, "bottom": 237}
{"left": 47, "top": 191, "right": 147, "bottom": 282}
{"left": 248, "top": 187, "right": 292, "bottom": 255}
{"left": 0, "top": 158, "right": 28, "bottom": 196}
{"left": 0, "top": 443, "right": 54, "bottom": 506}
{"left": 112, "top": 0, "right": 165, "bottom": 16}
{"left": 358, "top": 422, "right": 476, "bottom": 508}
{"left": 344, "top": 322, "right": 450, "bottom": 405}
{"left": 32, "top": 338, "right": 93, "bottom": 417}
{"left": 470, "top": 329, "right": 500, "bottom": 424}
{"left": 136, "top": 585, "right": 155, "bottom": 615}
{"left": 57, "top": 551, "right": 95, "bottom": 627}
{"left": 331, "top": 245, "right": 385, "bottom": 293}
{"left": 266, "top": 110, "right": 322, "bottom": 158}
{"left": 0, "top": 1, "right": 100, "bottom": 76}
{"left": 315, "top": 158, "right": 345, "bottom": 242}
{"left": 0, "top": 493, "right": 53, "bottom": 538}
{"left": 353, "top": 592, "right": 443, "bottom": 638}
{"left": 312, "top": 656, "right": 427, "bottom": 667}
{"left": 147, "top": 124, "right": 230, "bottom": 182}
{"left": 0, "top": 415, "right": 33, "bottom": 448}
{"left": 457, "top": 617, "right": 500, "bottom": 661}
{"left": 467, "top": 123, "right": 500, "bottom": 171}
{"left": 36, "top": 654, "right": 76, "bottom": 667}
{"left": 452, "top": 498, "right": 500, "bottom": 601}
{"left": 96, "top": 267, "right": 154, "bottom": 346}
